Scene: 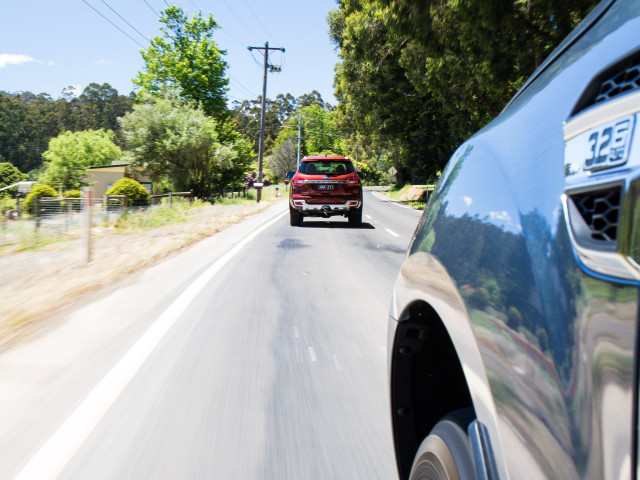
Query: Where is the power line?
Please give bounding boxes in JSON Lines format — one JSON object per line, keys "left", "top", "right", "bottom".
{"left": 99, "top": 0, "right": 150, "bottom": 42}
{"left": 228, "top": 75, "right": 258, "bottom": 98}
{"left": 81, "top": 0, "right": 146, "bottom": 48}
{"left": 220, "top": 0, "right": 261, "bottom": 43}
{"left": 242, "top": 0, "right": 276, "bottom": 43}
{"left": 217, "top": 26, "right": 247, "bottom": 49}
{"left": 143, "top": 0, "right": 160, "bottom": 17}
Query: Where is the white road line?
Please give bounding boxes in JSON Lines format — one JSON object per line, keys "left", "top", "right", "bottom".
{"left": 353, "top": 344, "right": 363, "bottom": 358}
{"left": 15, "top": 210, "right": 287, "bottom": 480}
{"left": 308, "top": 346, "right": 318, "bottom": 363}
{"left": 379, "top": 345, "right": 387, "bottom": 357}
{"left": 371, "top": 191, "right": 421, "bottom": 211}
{"left": 365, "top": 214, "right": 372, "bottom": 220}
{"left": 332, "top": 354, "right": 342, "bottom": 371}
{"left": 293, "top": 326, "right": 300, "bottom": 339}
{"left": 385, "top": 228, "right": 400, "bottom": 238}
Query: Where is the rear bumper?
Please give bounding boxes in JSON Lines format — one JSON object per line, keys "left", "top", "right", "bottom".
{"left": 290, "top": 199, "right": 361, "bottom": 215}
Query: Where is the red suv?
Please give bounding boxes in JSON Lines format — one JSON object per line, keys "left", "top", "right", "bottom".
{"left": 287, "top": 156, "right": 363, "bottom": 227}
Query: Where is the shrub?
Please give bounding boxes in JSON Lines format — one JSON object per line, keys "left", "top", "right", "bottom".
{"left": 62, "top": 190, "right": 83, "bottom": 198}
{"left": 23, "top": 184, "right": 58, "bottom": 214}
{"left": 62, "top": 189, "right": 83, "bottom": 211}
{"left": 1, "top": 197, "right": 16, "bottom": 214}
{"left": 106, "top": 177, "right": 151, "bottom": 206}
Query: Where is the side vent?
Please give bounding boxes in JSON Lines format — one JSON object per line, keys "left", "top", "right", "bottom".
{"left": 569, "top": 185, "right": 622, "bottom": 247}
{"left": 571, "top": 50, "right": 640, "bottom": 115}
{"left": 594, "top": 62, "right": 640, "bottom": 104}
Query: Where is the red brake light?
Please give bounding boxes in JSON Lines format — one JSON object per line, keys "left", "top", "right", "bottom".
{"left": 347, "top": 174, "right": 361, "bottom": 186}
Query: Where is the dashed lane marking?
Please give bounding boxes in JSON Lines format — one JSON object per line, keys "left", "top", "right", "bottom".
{"left": 332, "top": 354, "right": 342, "bottom": 371}
{"left": 308, "top": 346, "right": 318, "bottom": 363}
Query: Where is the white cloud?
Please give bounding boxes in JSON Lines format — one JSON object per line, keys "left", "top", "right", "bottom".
{"left": 0, "top": 53, "right": 35, "bottom": 68}
{"left": 489, "top": 211, "right": 512, "bottom": 223}
{"left": 94, "top": 59, "right": 113, "bottom": 65}
{"left": 463, "top": 196, "right": 473, "bottom": 206}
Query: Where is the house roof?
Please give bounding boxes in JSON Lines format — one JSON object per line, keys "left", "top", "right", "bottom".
{"left": 87, "top": 163, "right": 130, "bottom": 170}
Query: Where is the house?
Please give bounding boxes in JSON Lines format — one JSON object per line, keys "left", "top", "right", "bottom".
{"left": 85, "top": 162, "right": 153, "bottom": 198}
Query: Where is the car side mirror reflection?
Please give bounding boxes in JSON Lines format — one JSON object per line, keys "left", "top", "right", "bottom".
{"left": 287, "top": 172, "right": 295, "bottom": 179}
{"left": 357, "top": 171, "right": 366, "bottom": 179}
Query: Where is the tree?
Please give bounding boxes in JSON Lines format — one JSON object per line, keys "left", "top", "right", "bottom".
{"left": 41, "top": 129, "right": 122, "bottom": 190}
{"left": 134, "top": 6, "right": 229, "bottom": 119}
{"left": 328, "top": 1, "right": 452, "bottom": 180}
{"left": 266, "top": 137, "right": 297, "bottom": 182}
{"left": 299, "top": 104, "right": 346, "bottom": 156}
{"left": 0, "top": 85, "right": 133, "bottom": 174}
{"left": 328, "top": 0, "right": 599, "bottom": 179}
{"left": 119, "top": 93, "right": 252, "bottom": 199}
{"left": 232, "top": 91, "right": 332, "bottom": 156}
{"left": 0, "top": 162, "right": 27, "bottom": 198}
{"left": 382, "top": 0, "right": 598, "bottom": 141}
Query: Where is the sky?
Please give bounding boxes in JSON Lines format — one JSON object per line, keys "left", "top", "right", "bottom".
{"left": 0, "top": 0, "right": 341, "bottom": 106}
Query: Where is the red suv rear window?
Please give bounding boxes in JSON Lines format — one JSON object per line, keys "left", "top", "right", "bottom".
{"left": 299, "top": 161, "right": 355, "bottom": 176}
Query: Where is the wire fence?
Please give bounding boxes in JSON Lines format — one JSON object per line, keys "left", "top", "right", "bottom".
{"left": 0, "top": 192, "right": 193, "bottom": 248}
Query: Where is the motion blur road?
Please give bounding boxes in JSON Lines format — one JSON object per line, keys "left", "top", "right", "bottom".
{"left": 0, "top": 189, "right": 422, "bottom": 479}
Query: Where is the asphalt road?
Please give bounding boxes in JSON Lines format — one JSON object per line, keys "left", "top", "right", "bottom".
{"left": 0, "top": 189, "right": 422, "bottom": 480}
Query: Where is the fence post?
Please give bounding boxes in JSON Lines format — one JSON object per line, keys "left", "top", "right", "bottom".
{"left": 35, "top": 196, "right": 41, "bottom": 231}
{"left": 83, "top": 187, "right": 93, "bottom": 263}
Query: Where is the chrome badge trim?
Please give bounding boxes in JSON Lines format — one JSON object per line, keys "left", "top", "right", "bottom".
{"left": 563, "top": 90, "right": 640, "bottom": 280}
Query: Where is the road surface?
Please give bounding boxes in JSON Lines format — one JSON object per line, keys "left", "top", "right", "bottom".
{"left": 0, "top": 189, "right": 422, "bottom": 479}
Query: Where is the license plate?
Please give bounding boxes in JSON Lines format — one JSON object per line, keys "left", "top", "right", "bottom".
{"left": 317, "top": 185, "right": 334, "bottom": 190}
{"left": 582, "top": 115, "right": 634, "bottom": 171}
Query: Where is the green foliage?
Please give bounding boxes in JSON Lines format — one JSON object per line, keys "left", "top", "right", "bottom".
{"left": 355, "top": 161, "right": 384, "bottom": 185}
{"left": 23, "top": 184, "right": 58, "bottom": 214}
{"left": 62, "top": 189, "right": 83, "bottom": 198}
{"left": 61, "top": 189, "right": 83, "bottom": 211}
{"left": 300, "top": 105, "right": 346, "bottom": 156}
{"left": 232, "top": 91, "right": 333, "bottom": 156}
{"left": 134, "top": 6, "right": 229, "bottom": 118}
{"left": 270, "top": 104, "right": 345, "bottom": 163}
{"left": 40, "top": 129, "right": 122, "bottom": 190}
{"left": 384, "top": 0, "right": 597, "bottom": 140}
{"left": 120, "top": 93, "right": 251, "bottom": 198}
{"left": 0, "top": 86, "right": 133, "bottom": 173}
{"left": 328, "top": 0, "right": 598, "bottom": 178}
{"left": 0, "top": 197, "right": 16, "bottom": 214}
{"left": 106, "top": 178, "right": 151, "bottom": 206}
{"left": 0, "top": 162, "right": 28, "bottom": 198}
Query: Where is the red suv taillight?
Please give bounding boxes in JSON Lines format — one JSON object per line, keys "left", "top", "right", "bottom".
{"left": 292, "top": 178, "right": 306, "bottom": 186}
{"left": 347, "top": 174, "right": 361, "bottom": 186}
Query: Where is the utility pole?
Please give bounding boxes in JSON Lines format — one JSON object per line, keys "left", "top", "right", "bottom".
{"left": 297, "top": 113, "right": 302, "bottom": 169}
{"left": 247, "top": 42, "right": 285, "bottom": 202}
{"left": 296, "top": 112, "right": 312, "bottom": 170}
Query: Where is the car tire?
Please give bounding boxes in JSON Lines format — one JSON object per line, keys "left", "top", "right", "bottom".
{"left": 348, "top": 207, "right": 362, "bottom": 227}
{"left": 408, "top": 409, "right": 476, "bottom": 480}
{"left": 289, "top": 206, "right": 303, "bottom": 226}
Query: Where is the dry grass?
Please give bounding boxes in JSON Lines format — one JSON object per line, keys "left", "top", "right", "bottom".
{"left": 0, "top": 200, "right": 280, "bottom": 349}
